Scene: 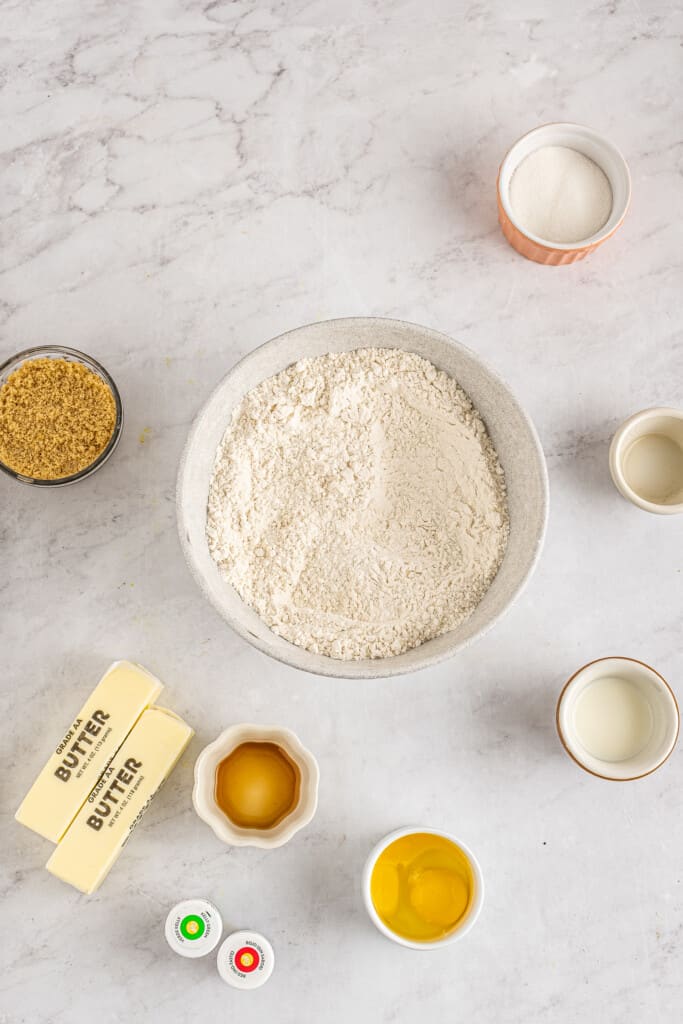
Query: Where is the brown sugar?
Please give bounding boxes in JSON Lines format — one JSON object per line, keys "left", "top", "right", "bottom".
{"left": 0, "top": 357, "right": 117, "bottom": 479}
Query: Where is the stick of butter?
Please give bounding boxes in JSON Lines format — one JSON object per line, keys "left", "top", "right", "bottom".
{"left": 16, "top": 661, "right": 164, "bottom": 843}
{"left": 46, "top": 706, "right": 194, "bottom": 894}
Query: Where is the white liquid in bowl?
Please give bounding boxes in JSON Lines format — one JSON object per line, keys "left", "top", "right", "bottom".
{"left": 623, "top": 433, "right": 683, "bottom": 505}
{"left": 573, "top": 676, "right": 653, "bottom": 762}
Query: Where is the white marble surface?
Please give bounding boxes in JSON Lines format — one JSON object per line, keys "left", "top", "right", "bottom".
{"left": 1, "top": 1, "right": 682, "bottom": 1021}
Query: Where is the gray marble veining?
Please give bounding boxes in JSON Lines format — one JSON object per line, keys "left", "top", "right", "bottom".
{"left": 1, "top": 1, "right": 682, "bottom": 1021}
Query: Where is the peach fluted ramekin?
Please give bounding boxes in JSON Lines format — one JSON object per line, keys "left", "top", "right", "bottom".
{"left": 497, "top": 123, "right": 631, "bottom": 266}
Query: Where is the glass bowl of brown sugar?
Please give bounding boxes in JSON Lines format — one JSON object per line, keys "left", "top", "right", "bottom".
{"left": 0, "top": 346, "right": 123, "bottom": 486}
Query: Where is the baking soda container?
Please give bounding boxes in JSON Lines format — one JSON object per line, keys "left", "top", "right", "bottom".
{"left": 165, "top": 899, "right": 223, "bottom": 958}
{"left": 216, "top": 931, "right": 275, "bottom": 989}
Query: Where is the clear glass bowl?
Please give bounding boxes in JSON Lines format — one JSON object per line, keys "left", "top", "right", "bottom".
{"left": 0, "top": 345, "right": 123, "bottom": 486}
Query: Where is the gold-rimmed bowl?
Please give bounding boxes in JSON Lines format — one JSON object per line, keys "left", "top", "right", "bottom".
{"left": 556, "top": 656, "right": 679, "bottom": 781}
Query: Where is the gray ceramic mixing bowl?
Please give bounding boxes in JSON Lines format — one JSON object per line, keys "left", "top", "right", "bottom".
{"left": 177, "top": 317, "right": 548, "bottom": 679}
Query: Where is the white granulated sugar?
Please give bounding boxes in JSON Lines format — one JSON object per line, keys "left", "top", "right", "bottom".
{"left": 509, "top": 145, "right": 613, "bottom": 244}
{"left": 206, "top": 348, "right": 509, "bottom": 660}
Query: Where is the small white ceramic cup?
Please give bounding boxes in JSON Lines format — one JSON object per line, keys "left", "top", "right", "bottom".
{"left": 609, "top": 407, "right": 683, "bottom": 514}
{"left": 556, "top": 657, "right": 679, "bottom": 781}
{"left": 361, "top": 826, "right": 485, "bottom": 949}
{"left": 192, "top": 724, "right": 319, "bottom": 848}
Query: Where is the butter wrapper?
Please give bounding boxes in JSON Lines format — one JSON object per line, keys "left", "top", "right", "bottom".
{"left": 16, "top": 661, "right": 163, "bottom": 843}
{"left": 47, "top": 706, "right": 193, "bottom": 894}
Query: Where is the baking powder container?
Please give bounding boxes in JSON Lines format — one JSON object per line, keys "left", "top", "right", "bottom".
{"left": 165, "top": 898, "right": 223, "bottom": 958}
{"left": 217, "top": 931, "right": 275, "bottom": 989}
{"left": 497, "top": 123, "right": 631, "bottom": 265}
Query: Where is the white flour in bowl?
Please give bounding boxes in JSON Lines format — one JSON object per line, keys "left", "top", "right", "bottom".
{"left": 206, "top": 348, "right": 509, "bottom": 660}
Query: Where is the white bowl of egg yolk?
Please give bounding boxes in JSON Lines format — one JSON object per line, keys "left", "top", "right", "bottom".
{"left": 362, "top": 827, "right": 484, "bottom": 949}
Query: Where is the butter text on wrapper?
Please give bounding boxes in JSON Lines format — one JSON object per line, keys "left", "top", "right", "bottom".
{"left": 86, "top": 758, "right": 143, "bottom": 830}
{"left": 54, "top": 710, "right": 111, "bottom": 781}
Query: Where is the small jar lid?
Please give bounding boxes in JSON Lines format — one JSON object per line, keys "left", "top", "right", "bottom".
{"left": 216, "top": 931, "right": 275, "bottom": 989}
{"left": 165, "top": 899, "right": 223, "bottom": 958}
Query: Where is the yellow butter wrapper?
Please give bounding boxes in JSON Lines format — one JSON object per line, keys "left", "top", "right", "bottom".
{"left": 46, "top": 706, "right": 194, "bottom": 895}
{"left": 16, "top": 661, "right": 164, "bottom": 843}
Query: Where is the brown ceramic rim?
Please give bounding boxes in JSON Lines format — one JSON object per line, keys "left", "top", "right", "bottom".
{"left": 496, "top": 122, "right": 631, "bottom": 262}
{"left": 555, "top": 656, "right": 680, "bottom": 781}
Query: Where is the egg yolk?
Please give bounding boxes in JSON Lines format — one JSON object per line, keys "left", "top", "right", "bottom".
{"left": 370, "top": 832, "right": 473, "bottom": 942}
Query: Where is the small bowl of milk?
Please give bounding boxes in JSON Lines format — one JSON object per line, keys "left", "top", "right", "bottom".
{"left": 556, "top": 657, "right": 679, "bottom": 781}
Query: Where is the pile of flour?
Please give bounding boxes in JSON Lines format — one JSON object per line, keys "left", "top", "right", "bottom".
{"left": 206, "top": 348, "right": 509, "bottom": 660}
